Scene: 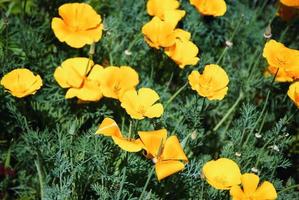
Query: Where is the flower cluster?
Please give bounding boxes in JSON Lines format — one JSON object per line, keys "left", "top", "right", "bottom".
{"left": 190, "top": 0, "right": 227, "bottom": 17}
{"left": 142, "top": 0, "right": 199, "bottom": 69}
{"left": 203, "top": 158, "right": 277, "bottom": 200}
{"left": 96, "top": 118, "right": 188, "bottom": 181}
{"left": 262, "top": 39, "right": 299, "bottom": 108}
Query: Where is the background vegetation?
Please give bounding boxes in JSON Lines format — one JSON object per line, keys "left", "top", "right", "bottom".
{"left": 0, "top": 0, "right": 298, "bottom": 199}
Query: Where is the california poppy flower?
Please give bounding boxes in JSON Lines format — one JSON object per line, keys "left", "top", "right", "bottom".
{"left": 51, "top": 3, "right": 104, "bottom": 48}
{"left": 188, "top": 64, "right": 229, "bottom": 100}
{"left": 120, "top": 88, "right": 164, "bottom": 120}
{"left": 278, "top": 3, "right": 298, "bottom": 21}
{"left": 190, "top": 0, "right": 227, "bottom": 17}
{"left": 96, "top": 118, "right": 143, "bottom": 152}
{"left": 263, "top": 39, "right": 299, "bottom": 82}
{"left": 1, "top": 68, "right": 42, "bottom": 98}
{"left": 100, "top": 66, "right": 139, "bottom": 100}
{"left": 230, "top": 173, "right": 277, "bottom": 200}
{"left": 138, "top": 129, "right": 188, "bottom": 181}
{"left": 54, "top": 57, "right": 103, "bottom": 101}
{"left": 287, "top": 82, "right": 299, "bottom": 108}
{"left": 202, "top": 158, "right": 241, "bottom": 190}
{"left": 165, "top": 29, "right": 199, "bottom": 68}
{"left": 280, "top": 0, "right": 299, "bottom": 7}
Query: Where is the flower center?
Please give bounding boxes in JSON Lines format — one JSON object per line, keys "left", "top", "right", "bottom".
{"left": 137, "top": 105, "right": 146, "bottom": 115}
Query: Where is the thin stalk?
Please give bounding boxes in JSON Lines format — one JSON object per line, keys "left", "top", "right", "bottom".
{"left": 278, "top": 184, "right": 299, "bottom": 194}
{"left": 35, "top": 160, "right": 44, "bottom": 200}
{"left": 213, "top": 91, "right": 244, "bottom": 131}
{"left": 116, "top": 167, "right": 127, "bottom": 200}
{"left": 165, "top": 82, "right": 188, "bottom": 109}
{"left": 139, "top": 167, "right": 155, "bottom": 200}
{"left": 200, "top": 180, "right": 204, "bottom": 200}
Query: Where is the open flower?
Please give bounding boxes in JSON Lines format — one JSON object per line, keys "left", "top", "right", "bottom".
{"left": 230, "top": 173, "right": 277, "bottom": 200}
{"left": 263, "top": 39, "right": 299, "bottom": 82}
{"left": 280, "top": 0, "right": 299, "bottom": 7}
{"left": 142, "top": 17, "right": 177, "bottom": 49}
{"left": 287, "top": 82, "right": 299, "bottom": 108}
{"left": 120, "top": 88, "right": 164, "bottom": 120}
{"left": 96, "top": 118, "right": 143, "bottom": 152}
{"left": 51, "top": 3, "right": 104, "bottom": 48}
{"left": 165, "top": 29, "right": 199, "bottom": 69}
{"left": 1, "top": 68, "right": 42, "bottom": 98}
{"left": 188, "top": 64, "right": 229, "bottom": 100}
{"left": 202, "top": 158, "right": 241, "bottom": 190}
{"left": 190, "top": 0, "right": 227, "bottom": 17}
{"left": 54, "top": 57, "right": 103, "bottom": 101}
{"left": 100, "top": 66, "right": 139, "bottom": 99}
{"left": 138, "top": 129, "right": 188, "bottom": 181}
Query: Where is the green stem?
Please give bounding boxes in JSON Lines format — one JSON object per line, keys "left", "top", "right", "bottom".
{"left": 165, "top": 82, "right": 188, "bottom": 109}
{"left": 200, "top": 180, "right": 204, "bottom": 200}
{"left": 278, "top": 184, "right": 299, "bottom": 194}
{"left": 35, "top": 160, "right": 44, "bottom": 200}
{"left": 139, "top": 167, "right": 155, "bottom": 200}
{"left": 213, "top": 91, "right": 244, "bottom": 131}
{"left": 116, "top": 167, "right": 126, "bottom": 200}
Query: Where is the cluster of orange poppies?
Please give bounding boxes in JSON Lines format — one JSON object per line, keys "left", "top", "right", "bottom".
{"left": 203, "top": 158, "right": 277, "bottom": 200}
{"left": 263, "top": 39, "right": 299, "bottom": 108}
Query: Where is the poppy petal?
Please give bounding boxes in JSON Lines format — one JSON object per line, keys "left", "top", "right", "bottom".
{"left": 155, "top": 160, "right": 184, "bottom": 181}
{"left": 96, "top": 118, "right": 122, "bottom": 138}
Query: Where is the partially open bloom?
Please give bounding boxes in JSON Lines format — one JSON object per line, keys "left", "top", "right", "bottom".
{"left": 188, "top": 64, "right": 229, "bottom": 100}
{"left": 138, "top": 129, "right": 188, "bottom": 181}
{"left": 100, "top": 66, "right": 139, "bottom": 100}
{"left": 202, "top": 158, "right": 241, "bottom": 190}
{"left": 263, "top": 40, "right": 299, "bottom": 82}
{"left": 54, "top": 57, "right": 103, "bottom": 101}
{"left": 287, "top": 82, "right": 299, "bottom": 108}
{"left": 51, "top": 3, "right": 104, "bottom": 48}
{"left": 1, "top": 68, "right": 42, "bottom": 98}
{"left": 120, "top": 88, "right": 164, "bottom": 120}
{"left": 190, "top": 0, "right": 227, "bottom": 17}
{"left": 165, "top": 29, "right": 199, "bottom": 68}
{"left": 230, "top": 173, "right": 277, "bottom": 200}
{"left": 142, "top": 17, "right": 177, "bottom": 49}
{"left": 96, "top": 118, "right": 143, "bottom": 152}
{"left": 280, "top": 0, "right": 299, "bottom": 7}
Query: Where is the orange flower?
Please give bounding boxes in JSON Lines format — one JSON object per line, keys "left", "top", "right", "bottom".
{"left": 263, "top": 39, "right": 299, "bottom": 82}
{"left": 100, "top": 66, "right": 139, "bottom": 100}
{"left": 54, "top": 57, "right": 103, "bottom": 101}
{"left": 51, "top": 3, "right": 103, "bottom": 48}
{"left": 96, "top": 118, "right": 143, "bottom": 152}
{"left": 120, "top": 88, "right": 164, "bottom": 120}
{"left": 278, "top": 3, "right": 299, "bottom": 21}
{"left": 287, "top": 82, "right": 299, "bottom": 108}
{"left": 230, "top": 173, "right": 277, "bottom": 200}
{"left": 138, "top": 129, "right": 188, "bottom": 181}
{"left": 280, "top": 0, "right": 299, "bottom": 7}
{"left": 190, "top": 0, "right": 227, "bottom": 17}
{"left": 165, "top": 29, "right": 199, "bottom": 68}
{"left": 188, "top": 64, "right": 229, "bottom": 100}
{"left": 1, "top": 68, "right": 42, "bottom": 98}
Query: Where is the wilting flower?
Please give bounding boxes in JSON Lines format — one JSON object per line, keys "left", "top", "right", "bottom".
{"left": 188, "top": 64, "right": 229, "bottom": 100}
{"left": 190, "top": 0, "right": 227, "bottom": 17}
{"left": 263, "top": 39, "right": 299, "bottom": 82}
{"left": 51, "top": 3, "right": 104, "bottom": 48}
{"left": 138, "top": 129, "right": 188, "bottom": 181}
{"left": 287, "top": 82, "right": 299, "bottom": 108}
{"left": 96, "top": 118, "right": 143, "bottom": 152}
{"left": 280, "top": 0, "right": 299, "bottom": 7}
{"left": 54, "top": 57, "right": 103, "bottom": 101}
{"left": 142, "top": 17, "right": 177, "bottom": 49}
{"left": 120, "top": 88, "right": 164, "bottom": 120}
{"left": 202, "top": 158, "right": 241, "bottom": 190}
{"left": 165, "top": 29, "right": 199, "bottom": 68}
{"left": 147, "top": 0, "right": 185, "bottom": 25}
{"left": 100, "top": 66, "right": 139, "bottom": 100}
{"left": 230, "top": 173, "right": 277, "bottom": 200}
{"left": 1, "top": 68, "right": 42, "bottom": 98}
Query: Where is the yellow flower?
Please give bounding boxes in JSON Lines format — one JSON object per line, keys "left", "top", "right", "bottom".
{"left": 202, "top": 158, "right": 241, "bottom": 190}
{"left": 138, "top": 129, "right": 188, "bottom": 181}
{"left": 1, "top": 68, "right": 42, "bottom": 98}
{"left": 54, "top": 57, "right": 103, "bottom": 101}
{"left": 100, "top": 66, "right": 139, "bottom": 99}
{"left": 280, "top": 0, "right": 299, "bottom": 7}
{"left": 263, "top": 39, "right": 299, "bottom": 82}
{"left": 165, "top": 29, "right": 199, "bottom": 69}
{"left": 287, "top": 82, "right": 299, "bottom": 108}
{"left": 188, "top": 64, "right": 229, "bottom": 100}
{"left": 51, "top": 3, "right": 104, "bottom": 48}
{"left": 96, "top": 118, "right": 143, "bottom": 152}
{"left": 190, "top": 0, "right": 227, "bottom": 17}
{"left": 142, "top": 17, "right": 177, "bottom": 49}
{"left": 230, "top": 173, "right": 277, "bottom": 200}
{"left": 120, "top": 88, "right": 164, "bottom": 120}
